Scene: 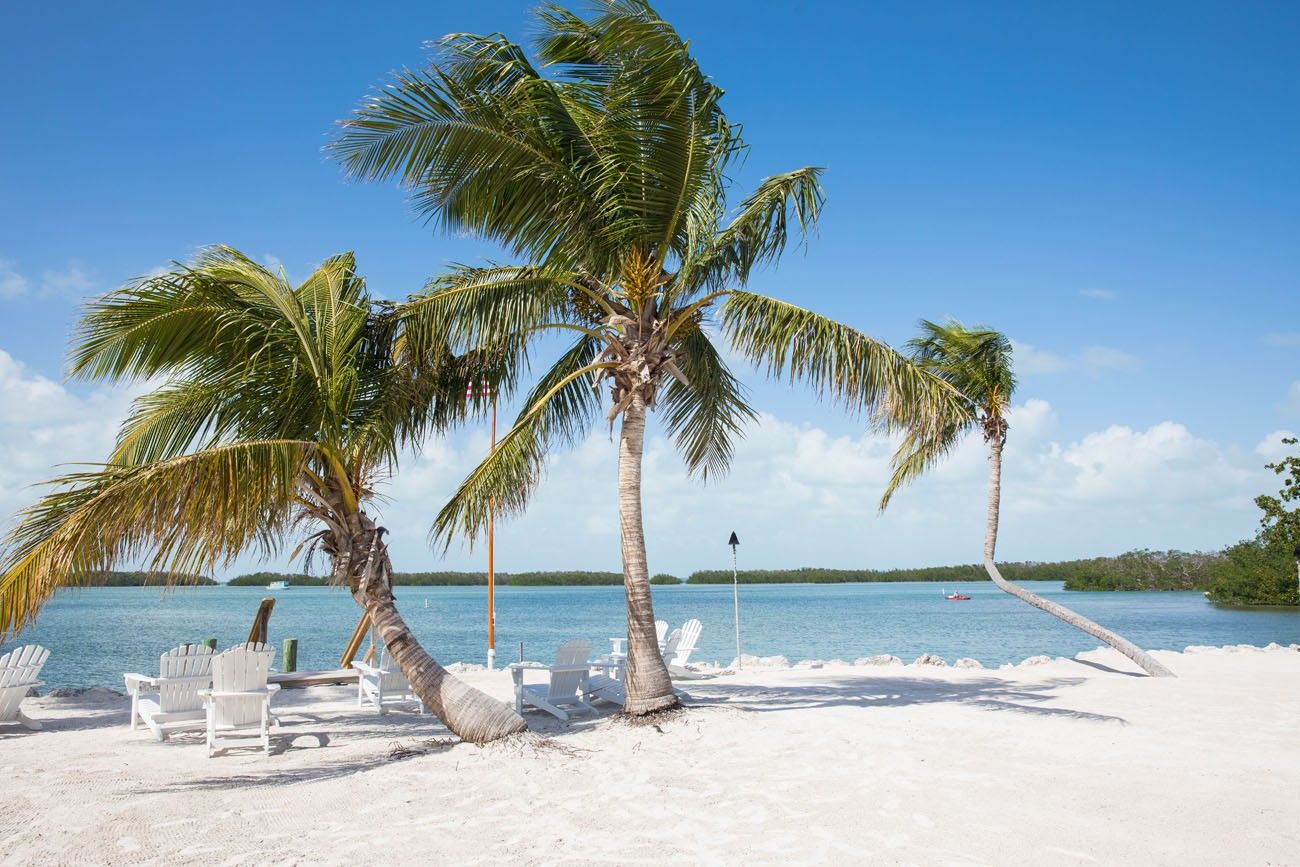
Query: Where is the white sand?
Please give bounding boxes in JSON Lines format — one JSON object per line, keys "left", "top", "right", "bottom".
{"left": 2, "top": 645, "right": 1298, "bottom": 866}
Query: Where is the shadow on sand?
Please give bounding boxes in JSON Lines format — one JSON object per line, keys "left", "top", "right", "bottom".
{"left": 679, "top": 673, "right": 1128, "bottom": 725}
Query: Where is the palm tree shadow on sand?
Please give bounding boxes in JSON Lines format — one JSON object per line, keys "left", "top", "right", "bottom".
{"left": 681, "top": 674, "right": 1128, "bottom": 725}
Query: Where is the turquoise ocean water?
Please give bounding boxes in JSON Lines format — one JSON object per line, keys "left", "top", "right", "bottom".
{"left": 4, "top": 581, "right": 1299, "bottom": 689}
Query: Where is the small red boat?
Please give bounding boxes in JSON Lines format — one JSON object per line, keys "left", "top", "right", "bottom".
{"left": 944, "top": 592, "right": 971, "bottom": 601}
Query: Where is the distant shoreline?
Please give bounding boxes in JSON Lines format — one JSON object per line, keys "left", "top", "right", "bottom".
{"left": 82, "top": 550, "right": 1237, "bottom": 592}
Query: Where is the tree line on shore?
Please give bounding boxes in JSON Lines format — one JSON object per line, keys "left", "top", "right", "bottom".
{"left": 212, "top": 546, "right": 1294, "bottom": 603}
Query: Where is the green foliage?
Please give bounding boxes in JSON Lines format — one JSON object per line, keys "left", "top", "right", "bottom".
{"left": 878, "top": 320, "right": 1015, "bottom": 510}
{"left": 1256, "top": 436, "right": 1300, "bottom": 550}
{"left": 1206, "top": 538, "right": 1299, "bottom": 606}
{"left": 1062, "top": 550, "right": 1223, "bottom": 591}
{"left": 226, "top": 572, "right": 325, "bottom": 587}
{"left": 689, "top": 553, "right": 1222, "bottom": 586}
{"left": 506, "top": 572, "right": 623, "bottom": 586}
{"left": 1203, "top": 438, "right": 1300, "bottom": 606}
{"left": 226, "top": 570, "right": 685, "bottom": 586}
{"left": 92, "top": 571, "right": 216, "bottom": 587}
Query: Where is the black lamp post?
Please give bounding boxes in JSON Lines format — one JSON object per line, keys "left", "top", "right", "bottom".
{"left": 729, "top": 532, "right": 741, "bottom": 669}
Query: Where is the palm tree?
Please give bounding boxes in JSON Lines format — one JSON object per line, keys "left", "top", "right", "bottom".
{"left": 0, "top": 247, "right": 530, "bottom": 742}
{"left": 879, "top": 320, "right": 1175, "bottom": 677}
{"left": 332, "top": 0, "right": 959, "bottom": 713}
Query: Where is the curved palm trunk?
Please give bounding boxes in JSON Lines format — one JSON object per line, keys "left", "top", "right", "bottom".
{"left": 618, "top": 394, "right": 678, "bottom": 714}
{"left": 337, "top": 515, "right": 527, "bottom": 743}
{"left": 983, "top": 433, "right": 1175, "bottom": 678}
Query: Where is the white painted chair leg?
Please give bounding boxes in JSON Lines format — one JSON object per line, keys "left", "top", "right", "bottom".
{"left": 17, "top": 711, "right": 41, "bottom": 731}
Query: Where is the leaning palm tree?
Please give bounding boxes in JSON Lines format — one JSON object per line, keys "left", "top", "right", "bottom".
{"left": 0, "top": 247, "right": 529, "bottom": 742}
{"left": 879, "top": 320, "right": 1174, "bottom": 677}
{"left": 332, "top": 0, "right": 959, "bottom": 713}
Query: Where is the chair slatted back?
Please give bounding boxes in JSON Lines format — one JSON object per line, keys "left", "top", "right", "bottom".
{"left": 377, "top": 649, "right": 410, "bottom": 693}
{"left": 157, "top": 644, "right": 215, "bottom": 713}
{"left": 662, "top": 628, "right": 682, "bottom": 663}
{"left": 547, "top": 639, "right": 591, "bottom": 700}
{"left": 211, "top": 646, "right": 273, "bottom": 727}
{"left": 676, "top": 619, "right": 702, "bottom": 663}
{"left": 0, "top": 645, "right": 48, "bottom": 689}
{"left": 654, "top": 620, "right": 668, "bottom": 645}
{"left": 0, "top": 645, "right": 48, "bottom": 721}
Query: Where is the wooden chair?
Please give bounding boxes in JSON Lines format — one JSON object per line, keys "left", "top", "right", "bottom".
{"left": 123, "top": 644, "right": 215, "bottom": 741}
{"left": 0, "top": 645, "right": 49, "bottom": 731}
{"left": 352, "top": 648, "right": 425, "bottom": 715}
{"left": 511, "top": 639, "right": 595, "bottom": 721}
{"left": 201, "top": 645, "right": 278, "bottom": 757}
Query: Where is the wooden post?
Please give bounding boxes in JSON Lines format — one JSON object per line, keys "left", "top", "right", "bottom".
{"left": 201, "top": 638, "right": 217, "bottom": 651}
{"left": 339, "top": 612, "right": 370, "bottom": 668}
{"left": 282, "top": 639, "right": 298, "bottom": 673}
{"left": 246, "top": 597, "right": 275, "bottom": 645}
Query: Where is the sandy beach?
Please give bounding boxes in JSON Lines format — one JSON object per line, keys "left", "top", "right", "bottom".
{"left": 0, "top": 645, "right": 1296, "bottom": 866}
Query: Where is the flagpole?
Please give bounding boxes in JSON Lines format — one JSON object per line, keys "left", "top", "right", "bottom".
{"left": 487, "top": 390, "right": 497, "bottom": 671}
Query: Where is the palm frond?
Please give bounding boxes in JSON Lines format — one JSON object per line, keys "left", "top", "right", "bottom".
{"left": 877, "top": 422, "right": 968, "bottom": 511}
{"left": 679, "top": 167, "right": 825, "bottom": 299}
{"left": 0, "top": 441, "right": 315, "bottom": 637}
{"left": 399, "top": 264, "right": 582, "bottom": 358}
{"left": 430, "top": 354, "right": 609, "bottom": 550}
{"left": 660, "top": 327, "right": 755, "bottom": 480}
{"left": 720, "top": 291, "right": 963, "bottom": 433}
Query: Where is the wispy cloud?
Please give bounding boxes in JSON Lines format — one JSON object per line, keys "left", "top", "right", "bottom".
{"left": 1079, "top": 288, "right": 1118, "bottom": 301}
{"left": 1012, "top": 340, "right": 1138, "bottom": 376}
{"left": 1261, "top": 332, "right": 1300, "bottom": 348}
{"left": 0, "top": 259, "right": 29, "bottom": 299}
{"left": 39, "top": 263, "right": 94, "bottom": 298}
{"left": 1282, "top": 381, "right": 1300, "bottom": 415}
{"left": 0, "top": 258, "right": 96, "bottom": 300}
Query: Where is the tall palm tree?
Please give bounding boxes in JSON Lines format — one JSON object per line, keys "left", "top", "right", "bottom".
{"left": 332, "top": 0, "right": 959, "bottom": 713}
{"left": 0, "top": 247, "right": 530, "bottom": 742}
{"left": 879, "top": 320, "right": 1175, "bottom": 677}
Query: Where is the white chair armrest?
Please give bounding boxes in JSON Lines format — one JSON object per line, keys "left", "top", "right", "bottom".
{"left": 508, "top": 662, "right": 547, "bottom": 671}
{"left": 123, "top": 673, "right": 159, "bottom": 694}
{"left": 200, "top": 688, "right": 276, "bottom": 699}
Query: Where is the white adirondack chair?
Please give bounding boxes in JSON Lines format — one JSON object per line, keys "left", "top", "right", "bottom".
{"left": 0, "top": 645, "right": 49, "bottom": 731}
{"left": 665, "top": 619, "right": 702, "bottom": 669}
{"left": 352, "top": 648, "right": 424, "bottom": 715}
{"left": 201, "top": 645, "right": 278, "bottom": 757}
{"left": 123, "top": 644, "right": 216, "bottom": 741}
{"left": 655, "top": 619, "right": 669, "bottom": 647}
{"left": 512, "top": 639, "right": 595, "bottom": 721}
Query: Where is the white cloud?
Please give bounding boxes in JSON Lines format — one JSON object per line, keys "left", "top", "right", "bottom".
{"left": 1080, "top": 288, "right": 1118, "bottom": 300}
{"left": 1012, "top": 341, "right": 1138, "bottom": 376}
{"left": 0, "top": 259, "right": 29, "bottom": 299}
{"left": 1254, "top": 430, "right": 1297, "bottom": 460}
{"left": 0, "top": 350, "right": 139, "bottom": 521}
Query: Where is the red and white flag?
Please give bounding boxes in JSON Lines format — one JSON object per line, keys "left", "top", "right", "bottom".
{"left": 466, "top": 378, "right": 492, "bottom": 400}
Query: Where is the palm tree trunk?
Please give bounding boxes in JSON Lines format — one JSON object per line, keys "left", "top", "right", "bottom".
{"left": 982, "top": 433, "right": 1175, "bottom": 678}
{"left": 339, "top": 518, "right": 527, "bottom": 743}
{"left": 618, "top": 393, "right": 678, "bottom": 714}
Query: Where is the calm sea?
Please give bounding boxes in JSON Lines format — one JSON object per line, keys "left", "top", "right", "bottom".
{"left": 5, "top": 582, "right": 1299, "bottom": 689}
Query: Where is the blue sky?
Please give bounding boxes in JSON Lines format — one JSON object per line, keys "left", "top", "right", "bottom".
{"left": 1, "top": 1, "right": 1298, "bottom": 576}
